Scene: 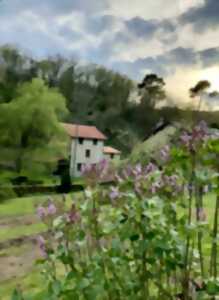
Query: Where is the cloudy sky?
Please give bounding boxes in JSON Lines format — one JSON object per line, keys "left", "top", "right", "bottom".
{"left": 0, "top": 0, "right": 219, "bottom": 108}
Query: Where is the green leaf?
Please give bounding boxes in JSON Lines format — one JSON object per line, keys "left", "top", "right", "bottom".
{"left": 11, "top": 289, "right": 23, "bottom": 300}
{"left": 206, "top": 280, "right": 219, "bottom": 295}
{"left": 79, "top": 278, "right": 90, "bottom": 290}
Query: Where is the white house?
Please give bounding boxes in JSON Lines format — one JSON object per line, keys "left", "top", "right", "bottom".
{"left": 103, "top": 146, "right": 121, "bottom": 161}
{"left": 63, "top": 123, "right": 120, "bottom": 177}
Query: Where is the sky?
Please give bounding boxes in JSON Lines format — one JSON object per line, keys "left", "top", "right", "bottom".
{"left": 0, "top": 0, "right": 219, "bottom": 108}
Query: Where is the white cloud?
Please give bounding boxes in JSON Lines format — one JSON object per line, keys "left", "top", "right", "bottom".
{"left": 105, "top": 0, "right": 180, "bottom": 20}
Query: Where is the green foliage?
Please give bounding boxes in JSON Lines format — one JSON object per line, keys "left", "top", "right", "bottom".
{"left": 16, "top": 123, "right": 219, "bottom": 299}
{"left": 0, "top": 78, "right": 68, "bottom": 180}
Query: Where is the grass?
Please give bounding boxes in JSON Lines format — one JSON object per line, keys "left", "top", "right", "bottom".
{"left": 0, "top": 193, "right": 75, "bottom": 218}
{"left": 0, "top": 195, "right": 49, "bottom": 218}
{"left": 0, "top": 243, "right": 34, "bottom": 258}
{"left": 130, "top": 125, "right": 178, "bottom": 163}
{"left": 0, "top": 269, "right": 44, "bottom": 300}
{"left": 0, "top": 222, "right": 46, "bottom": 242}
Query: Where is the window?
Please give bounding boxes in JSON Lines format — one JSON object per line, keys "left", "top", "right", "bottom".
{"left": 93, "top": 139, "right": 98, "bottom": 145}
{"left": 110, "top": 154, "right": 114, "bottom": 159}
{"left": 86, "top": 149, "right": 91, "bottom": 158}
{"left": 77, "top": 163, "right": 82, "bottom": 171}
{"left": 79, "top": 138, "right": 84, "bottom": 145}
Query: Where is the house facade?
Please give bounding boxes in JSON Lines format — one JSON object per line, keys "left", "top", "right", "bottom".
{"left": 103, "top": 146, "right": 121, "bottom": 162}
{"left": 63, "top": 123, "right": 120, "bottom": 177}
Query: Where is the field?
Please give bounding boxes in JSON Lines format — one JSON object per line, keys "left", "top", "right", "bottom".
{"left": 0, "top": 194, "right": 75, "bottom": 299}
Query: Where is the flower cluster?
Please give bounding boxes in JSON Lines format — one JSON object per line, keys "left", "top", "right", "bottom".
{"left": 160, "top": 145, "right": 170, "bottom": 162}
{"left": 113, "top": 161, "right": 182, "bottom": 199}
{"left": 37, "top": 199, "right": 57, "bottom": 220}
{"left": 65, "top": 204, "right": 80, "bottom": 224}
{"left": 37, "top": 235, "right": 47, "bottom": 258}
{"left": 82, "top": 159, "right": 112, "bottom": 186}
{"left": 180, "top": 121, "right": 209, "bottom": 152}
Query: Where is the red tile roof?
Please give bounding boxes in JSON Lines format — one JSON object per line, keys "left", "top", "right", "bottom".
{"left": 103, "top": 146, "right": 121, "bottom": 154}
{"left": 62, "top": 123, "right": 107, "bottom": 140}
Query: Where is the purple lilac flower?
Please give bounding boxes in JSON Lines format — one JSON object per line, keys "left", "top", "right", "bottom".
{"left": 109, "top": 186, "right": 120, "bottom": 200}
{"left": 133, "top": 164, "right": 142, "bottom": 176}
{"left": 160, "top": 145, "right": 170, "bottom": 161}
{"left": 121, "top": 165, "right": 133, "bottom": 180}
{"left": 149, "top": 181, "right": 161, "bottom": 194}
{"left": 81, "top": 163, "right": 90, "bottom": 174}
{"left": 145, "top": 162, "right": 157, "bottom": 174}
{"left": 37, "top": 235, "right": 47, "bottom": 258}
{"left": 37, "top": 206, "right": 47, "bottom": 219}
{"left": 47, "top": 202, "right": 57, "bottom": 215}
{"left": 98, "top": 159, "right": 108, "bottom": 173}
{"left": 180, "top": 131, "right": 191, "bottom": 148}
{"left": 66, "top": 204, "right": 80, "bottom": 224}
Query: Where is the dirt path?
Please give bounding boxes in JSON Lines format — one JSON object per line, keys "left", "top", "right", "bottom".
{"left": 0, "top": 215, "right": 38, "bottom": 227}
{"left": 0, "top": 214, "right": 46, "bottom": 283}
{"left": 0, "top": 242, "right": 40, "bottom": 282}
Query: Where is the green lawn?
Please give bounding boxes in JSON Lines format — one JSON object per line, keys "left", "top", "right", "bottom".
{"left": 0, "top": 222, "right": 46, "bottom": 242}
{"left": 0, "top": 269, "right": 44, "bottom": 300}
{"left": 0, "top": 193, "right": 75, "bottom": 218}
{"left": 0, "top": 195, "right": 49, "bottom": 218}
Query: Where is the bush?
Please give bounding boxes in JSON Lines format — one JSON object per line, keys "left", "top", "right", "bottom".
{"left": 16, "top": 122, "right": 219, "bottom": 299}
{"left": 0, "top": 185, "right": 16, "bottom": 202}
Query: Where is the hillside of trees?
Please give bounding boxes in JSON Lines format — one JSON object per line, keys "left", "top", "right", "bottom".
{"left": 0, "top": 44, "right": 219, "bottom": 157}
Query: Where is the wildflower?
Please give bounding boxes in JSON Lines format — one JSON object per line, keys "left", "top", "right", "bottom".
{"left": 109, "top": 186, "right": 120, "bottom": 200}
{"left": 66, "top": 204, "right": 80, "bottom": 224}
{"left": 149, "top": 181, "right": 161, "bottom": 194}
{"left": 47, "top": 202, "right": 57, "bottom": 216}
{"left": 133, "top": 164, "right": 142, "bottom": 176}
{"left": 160, "top": 145, "right": 170, "bottom": 161}
{"left": 145, "top": 162, "right": 157, "bottom": 174}
{"left": 36, "top": 206, "right": 47, "bottom": 219}
{"left": 180, "top": 131, "right": 191, "bottom": 148}
{"left": 37, "top": 235, "right": 47, "bottom": 258}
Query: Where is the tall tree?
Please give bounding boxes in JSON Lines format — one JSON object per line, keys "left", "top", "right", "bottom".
{"left": 136, "top": 74, "right": 166, "bottom": 136}
{"left": 190, "top": 80, "right": 211, "bottom": 111}
{"left": 0, "top": 78, "right": 68, "bottom": 179}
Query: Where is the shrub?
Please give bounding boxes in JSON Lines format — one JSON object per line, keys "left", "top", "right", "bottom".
{"left": 15, "top": 122, "right": 219, "bottom": 299}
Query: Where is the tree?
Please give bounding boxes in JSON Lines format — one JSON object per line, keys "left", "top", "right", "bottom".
{"left": 0, "top": 78, "right": 68, "bottom": 180}
{"left": 190, "top": 80, "right": 211, "bottom": 111}
{"left": 136, "top": 74, "right": 166, "bottom": 136}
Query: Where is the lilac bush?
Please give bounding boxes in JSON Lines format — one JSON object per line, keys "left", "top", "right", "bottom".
{"left": 16, "top": 122, "right": 219, "bottom": 299}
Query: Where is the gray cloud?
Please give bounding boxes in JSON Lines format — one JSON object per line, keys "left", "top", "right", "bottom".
{"left": 124, "top": 17, "right": 175, "bottom": 40}
{"left": 199, "top": 47, "right": 219, "bottom": 67}
{"left": 58, "top": 26, "right": 83, "bottom": 41}
{"left": 113, "top": 46, "right": 219, "bottom": 79}
{"left": 0, "top": 0, "right": 108, "bottom": 17}
{"left": 181, "top": 0, "right": 219, "bottom": 32}
{"left": 0, "top": 0, "right": 218, "bottom": 83}
{"left": 85, "top": 15, "right": 118, "bottom": 34}
{"left": 125, "top": 17, "right": 158, "bottom": 39}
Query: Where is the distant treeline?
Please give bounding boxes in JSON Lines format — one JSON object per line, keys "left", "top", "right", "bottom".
{"left": 0, "top": 45, "right": 218, "bottom": 156}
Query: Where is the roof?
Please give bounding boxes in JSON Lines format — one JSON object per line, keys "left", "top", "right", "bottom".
{"left": 62, "top": 123, "right": 107, "bottom": 140}
{"left": 103, "top": 146, "right": 121, "bottom": 154}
